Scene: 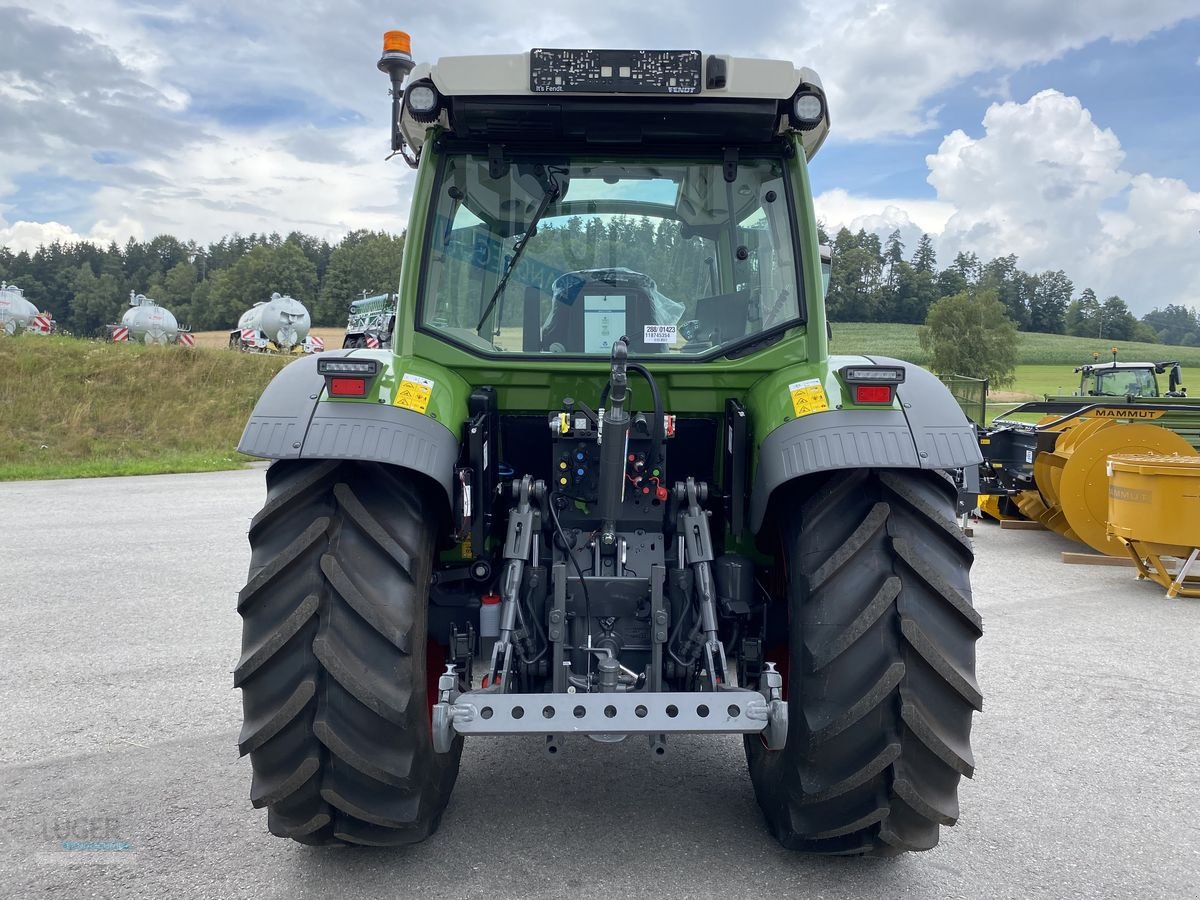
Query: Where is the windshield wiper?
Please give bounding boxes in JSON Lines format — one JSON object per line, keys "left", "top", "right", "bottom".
{"left": 475, "top": 178, "right": 561, "bottom": 334}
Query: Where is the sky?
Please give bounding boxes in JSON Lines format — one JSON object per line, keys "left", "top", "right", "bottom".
{"left": 0, "top": 1, "right": 1198, "bottom": 315}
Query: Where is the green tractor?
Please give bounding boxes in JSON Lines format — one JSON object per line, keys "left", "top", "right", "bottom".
{"left": 1047, "top": 348, "right": 1189, "bottom": 401}
{"left": 233, "top": 32, "right": 983, "bottom": 855}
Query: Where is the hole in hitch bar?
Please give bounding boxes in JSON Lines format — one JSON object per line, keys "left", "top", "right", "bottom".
{"left": 697, "top": 704, "right": 710, "bottom": 718}
{"left": 512, "top": 706, "right": 525, "bottom": 719}
{"left": 666, "top": 705, "right": 679, "bottom": 718}
{"left": 481, "top": 707, "right": 494, "bottom": 720}
{"left": 573, "top": 705, "right": 586, "bottom": 719}
{"left": 604, "top": 705, "right": 617, "bottom": 719}
{"left": 543, "top": 706, "right": 555, "bottom": 719}
{"left": 635, "top": 705, "right": 648, "bottom": 718}
{"left": 655, "top": 746, "right": 665, "bottom": 755}
{"left": 727, "top": 704, "right": 741, "bottom": 718}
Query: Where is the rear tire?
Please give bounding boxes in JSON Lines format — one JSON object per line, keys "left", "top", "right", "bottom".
{"left": 746, "top": 468, "right": 982, "bottom": 855}
{"left": 235, "top": 460, "right": 461, "bottom": 846}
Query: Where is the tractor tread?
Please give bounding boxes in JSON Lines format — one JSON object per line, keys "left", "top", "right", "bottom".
{"left": 249, "top": 753, "right": 320, "bottom": 809}
{"left": 892, "top": 537, "right": 982, "bottom": 634}
{"left": 236, "top": 460, "right": 461, "bottom": 848}
{"left": 332, "top": 482, "right": 417, "bottom": 574}
{"left": 808, "top": 502, "right": 889, "bottom": 590}
{"left": 878, "top": 470, "right": 973, "bottom": 555}
{"left": 806, "top": 576, "right": 901, "bottom": 671}
{"left": 237, "top": 519, "right": 329, "bottom": 612}
{"left": 746, "top": 469, "right": 981, "bottom": 856}
{"left": 319, "top": 554, "right": 413, "bottom": 654}
{"left": 233, "top": 593, "right": 319, "bottom": 686}
{"left": 798, "top": 743, "right": 901, "bottom": 802}
{"left": 808, "top": 661, "right": 905, "bottom": 746}
{"left": 237, "top": 679, "right": 315, "bottom": 756}
{"left": 248, "top": 461, "right": 339, "bottom": 540}
{"left": 899, "top": 619, "right": 984, "bottom": 710}
{"left": 900, "top": 690, "right": 976, "bottom": 777}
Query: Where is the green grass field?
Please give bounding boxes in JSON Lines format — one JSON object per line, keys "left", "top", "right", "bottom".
{"left": 0, "top": 337, "right": 288, "bottom": 480}
{"left": 830, "top": 322, "right": 1200, "bottom": 369}
{"left": 3, "top": 325, "right": 1197, "bottom": 480}
{"left": 831, "top": 322, "right": 1200, "bottom": 416}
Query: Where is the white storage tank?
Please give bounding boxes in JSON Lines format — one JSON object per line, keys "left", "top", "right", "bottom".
{"left": 114, "top": 292, "right": 181, "bottom": 344}
{"left": 0, "top": 282, "right": 40, "bottom": 335}
{"left": 231, "top": 292, "right": 315, "bottom": 352}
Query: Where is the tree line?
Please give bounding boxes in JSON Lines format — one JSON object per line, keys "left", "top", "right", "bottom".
{"left": 0, "top": 230, "right": 404, "bottom": 336}
{"left": 3, "top": 223, "right": 1198, "bottom": 346}
{"left": 823, "top": 226, "right": 1200, "bottom": 346}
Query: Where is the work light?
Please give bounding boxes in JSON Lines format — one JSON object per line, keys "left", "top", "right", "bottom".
{"left": 791, "top": 91, "right": 824, "bottom": 130}
{"left": 405, "top": 80, "right": 442, "bottom": 123}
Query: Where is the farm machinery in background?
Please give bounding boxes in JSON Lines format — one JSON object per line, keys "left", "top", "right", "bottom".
{"left": 230, "top": 292, "right": 323, "bottom": 353}
{"left": 342, "top": 291, "right": 396, "bottom": 348}
{"left": 0, "top": 282, "right": 55, "bottom": 335}
{"left": 968, "top": 350, "right": 1200, "bottom": 555}
{"left": 107, "top": 292, "right": 194, "bottom": 346}
{"left": 1047, "top": 348, "right": 1188, "bottom": 401}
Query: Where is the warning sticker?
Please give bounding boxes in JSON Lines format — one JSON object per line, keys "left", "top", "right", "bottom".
{"left": 394, "top": 373, "right": 434, "bottom": 414}
{"left": 788, "top": 378, "right": 830, "bottom": 418}
{"left": 643, "top": 324, "right": 676, "bottom": 344}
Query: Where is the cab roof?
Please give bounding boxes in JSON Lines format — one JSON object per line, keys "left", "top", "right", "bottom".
{"left": 399, "top": 51, "right": 829, "bottom": 162}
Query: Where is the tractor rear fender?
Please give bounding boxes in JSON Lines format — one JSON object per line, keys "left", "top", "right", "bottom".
{"left": 237, "top": 351, "right": 459, "bottom": 514}
{"left": 748, "top": 355, "right": 982, "bottom": 532}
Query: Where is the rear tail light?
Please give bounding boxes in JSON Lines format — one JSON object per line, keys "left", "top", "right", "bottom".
{"left": 329, "top": 377, "right": 368, "bottom": 397}
{"left": 318, "top": 356, "right": 379, "bottom": 399}
{"left": 854, "top": 384, "right": 893, "bottom": 403}
{"left": 840, "top": 364, "right": 905, "bottom": 405}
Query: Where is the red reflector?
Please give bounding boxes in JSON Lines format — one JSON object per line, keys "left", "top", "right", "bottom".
{"left": 855, "top": 384, "right": 893, "bottom": 403}
{"left": 329, "top": 377, "right": 367, "bottom": 397}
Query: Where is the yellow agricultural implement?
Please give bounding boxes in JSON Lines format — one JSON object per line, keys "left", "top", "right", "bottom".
{"left": 1108, "top": 454, "right": 1200, "bottom": 598}
{"left": 976, "top": 403, "right": 1199, "bottom": 555}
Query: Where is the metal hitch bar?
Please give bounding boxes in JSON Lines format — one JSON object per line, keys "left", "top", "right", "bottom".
{"left": 432, "top": 664, "right": 787, "bottom": 753}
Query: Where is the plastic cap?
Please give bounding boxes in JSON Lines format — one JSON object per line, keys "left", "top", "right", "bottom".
{"left": 482, "top": 593, "right": 502, "bottom": 605}
{"left": 383, "top": 31, "right": 411, "bottom": 54}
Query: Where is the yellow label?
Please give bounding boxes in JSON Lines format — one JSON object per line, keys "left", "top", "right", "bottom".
{"left": 1090, "top": 407, "right": 1165, "bottom": 420}
{"left": 788, "top": 378, "right": 830, "bottom": 418}
{"left": 394, "top": 372, "right": 434, "bottom": 414}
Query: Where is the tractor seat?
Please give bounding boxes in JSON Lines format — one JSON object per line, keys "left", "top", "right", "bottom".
{"left": 541, "top": 268, "right": 670, "bottom": 354}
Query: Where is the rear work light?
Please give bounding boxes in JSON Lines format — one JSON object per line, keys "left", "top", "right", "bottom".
{"left": 840, "top": 364, "right": 905, "bottom": 405}
{"left": 840, "top": 365, "right": 905, "bottom": 384}
{"left": 317, "top": 358, "right": 380, "bottom": 377}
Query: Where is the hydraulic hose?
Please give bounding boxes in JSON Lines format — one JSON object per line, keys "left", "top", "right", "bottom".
{"left": 597, "top": 339, "right": 630, "bottom": 547}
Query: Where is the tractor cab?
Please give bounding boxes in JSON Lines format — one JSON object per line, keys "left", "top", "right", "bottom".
{"left": 1075, "top": 350, "right": 1186, "bottom": 398}
{"left": 377, "top": 40, "right": 831, "bottom": 362}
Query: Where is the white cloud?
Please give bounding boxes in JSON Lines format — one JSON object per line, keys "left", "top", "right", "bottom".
{"left": 772, "top": 0, "right": 1200, "bottom": 139}
{"left": 821, "top": 90, "right": 1200, "bottom": 314}
{"left": 85, "top": 123, "right": 417, "bottom": 245}
{"left": 0, "top": 217, "right": 144, "bottom": 253}
{"left": 816, "top": 188, "right": 954, "bottom": 236}
{"left": 814, "top": 188, "right": 954, "bottom": 255}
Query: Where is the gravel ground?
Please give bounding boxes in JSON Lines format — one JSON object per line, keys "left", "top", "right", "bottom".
{"left": 0, "top": 468, "right": 1197, "bottom": 900}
